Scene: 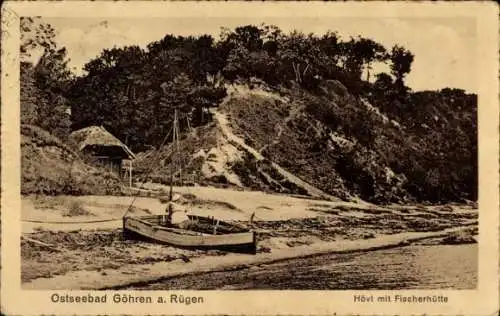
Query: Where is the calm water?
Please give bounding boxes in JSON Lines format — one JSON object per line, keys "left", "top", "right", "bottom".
{"left": 130, "top": 244, "right": 477, "bottom": 290}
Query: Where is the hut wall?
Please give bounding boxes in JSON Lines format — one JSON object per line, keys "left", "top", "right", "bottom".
{"left": 111, "top": 158, "right": 123, "bottom": 176}
{"left": 83, "top": 145, "right": 129, "bottom": 177}
{"left": 95, "top": 156, "right": 123, "bottom": 176}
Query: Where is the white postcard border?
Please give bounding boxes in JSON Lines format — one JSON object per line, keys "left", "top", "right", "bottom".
{"left": 1, "top": 2, "right": 498, "bottom": 315}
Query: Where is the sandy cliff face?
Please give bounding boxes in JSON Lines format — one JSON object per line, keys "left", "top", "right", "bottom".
{"left": 219, "top": 83, "right": 409, "bottom": 203}
{"left": 134, "top": 82, "right": 411, "bottom": 203}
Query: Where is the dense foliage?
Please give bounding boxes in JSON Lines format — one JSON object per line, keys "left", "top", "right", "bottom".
{"left": 20, "top": 20, "right": 477, "bottom": 203}
{"left": 20, "top": 17, "right": 73, "bottom": 140}
{"left": 65, "top": 24, "right": 417, "bottom": 151}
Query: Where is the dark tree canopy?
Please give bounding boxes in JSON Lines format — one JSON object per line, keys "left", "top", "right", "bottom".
{"left": 20, "top": 17, "right": 73, "bottom": 139}
{"left": 390, "top": 45, "right": 415, "bottom": 88}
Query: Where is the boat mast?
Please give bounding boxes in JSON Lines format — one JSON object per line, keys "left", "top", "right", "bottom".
{"left": 167, "top": 108, "right": 178, "bottom": 222}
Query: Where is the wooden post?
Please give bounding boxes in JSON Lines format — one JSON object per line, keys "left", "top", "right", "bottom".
{"left": 129, "top": 159, "right": 133, "bottom": 188}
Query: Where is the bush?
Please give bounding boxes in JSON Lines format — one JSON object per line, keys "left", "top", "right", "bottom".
{"left": 441, "top": 231, "right": 476, "bottom": 244}
{"left": 63, "top": 201, "right": 93, "bottom": 217}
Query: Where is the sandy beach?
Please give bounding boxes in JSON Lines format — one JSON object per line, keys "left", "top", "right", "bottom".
{"left": 21, "top": 186, "right": 478, "bottom": 290}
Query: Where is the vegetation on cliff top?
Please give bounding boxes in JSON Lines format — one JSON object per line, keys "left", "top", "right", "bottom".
{"left": 20, "top": 18, "right": 477, "bottom": 204}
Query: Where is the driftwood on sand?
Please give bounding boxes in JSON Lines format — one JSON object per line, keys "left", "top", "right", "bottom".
{"left": 22, "top": 236, "right": 61, "bottom": 252}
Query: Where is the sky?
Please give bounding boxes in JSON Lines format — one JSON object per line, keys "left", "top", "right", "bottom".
{"left": 37, "top": 16, "right": 477, "bottom": 93}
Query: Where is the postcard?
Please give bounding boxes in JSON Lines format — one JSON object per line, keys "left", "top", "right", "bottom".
{"left": 1, "top": 1, "right": 498, "bottom": 315}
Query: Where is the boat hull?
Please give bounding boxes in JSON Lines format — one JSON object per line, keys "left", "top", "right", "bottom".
{"left": 123, "top": 215, "right": 256, "bottom": 254}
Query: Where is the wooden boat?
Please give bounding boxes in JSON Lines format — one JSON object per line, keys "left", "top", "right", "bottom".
{"left": 122, "top": 108, "right": 257, "bottom": 254}
{"left": 123, "top": 214, "right": 256, "bottom": 253}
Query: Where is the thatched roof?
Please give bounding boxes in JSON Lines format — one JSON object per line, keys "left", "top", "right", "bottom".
{"left": 69, "top": 126, "right": 136, "bottom": 159}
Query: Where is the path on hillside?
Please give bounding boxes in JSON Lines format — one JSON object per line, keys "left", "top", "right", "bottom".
{"left": 212, "top": 109, "right": 336, "bottom": 201}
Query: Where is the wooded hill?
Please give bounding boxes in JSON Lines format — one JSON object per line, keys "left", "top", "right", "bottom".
{"left": 20, "top": 18, "right": 477, "bottom": 204}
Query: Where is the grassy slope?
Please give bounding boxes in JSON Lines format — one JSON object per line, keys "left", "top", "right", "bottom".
{"left": 221, "top": 84, "right": 408, "bottom": 203}
{"left": 21, "top": 124, "right": 122, "bottom": 195}
{"left": 134, "top": 81, "right": 475, "bottom": 205}
{"left": 221, "top": 81, "right": 476, "bottom": 204}
{"left": 222, "top": 91, "right": 351, "bottom": 199}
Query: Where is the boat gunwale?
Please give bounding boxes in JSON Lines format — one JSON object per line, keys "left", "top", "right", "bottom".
{"left": 123, "top": 215, "right": 253, "bottom": 236}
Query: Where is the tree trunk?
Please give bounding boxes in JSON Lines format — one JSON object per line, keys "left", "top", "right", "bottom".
{"left": 302, "top": 63, "right": 310, "bottom": 78}
{"left": 292, "top": 62, "right": 303, "bottom": 83}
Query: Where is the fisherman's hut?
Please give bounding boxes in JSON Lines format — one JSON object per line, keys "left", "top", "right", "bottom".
{"left": 69, "top": 126, "right": 136, "bottom": 178}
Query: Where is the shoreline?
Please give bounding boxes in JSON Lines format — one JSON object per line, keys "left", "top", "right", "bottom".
{"left": 21, "top": 192, "right": 478, "bottom": 290}
{"left": 22, "top": 225, "right": 476, "bottom": 290}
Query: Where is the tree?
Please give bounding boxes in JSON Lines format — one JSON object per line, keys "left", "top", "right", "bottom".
{"left": 390, "top": 45, "right": 414, "bottom": 89}
{"left": 188, "top": 85, "right": 227, "bottom": 125}
{"left": 191, "top": 35, "right": 219, "bottom": 80}
{"left": 233, "top": 25, "right": 264, "bottom": 52}
{"left": 340, "top": 38, "right": 364, "bottom": 78}
{"left": 219, "top": 25, "right": 264, "bottom": 53}
{"left": 318, "top": 31, "right": 342, "bottom": 63}
{"left": 34, "top": 49, "right": 73, "bottom": 138}
{"left": 20, "top": 17, "right": 72, "bottom": 139}
{"left": 373, "top": 72, "right": 393, "bottom": 90}
{"left": 20, "top": 62, "right": 41, "bottom": 125}
{"left": 277, "top": 31, "right": 319, "bottom": 84}
{"left": 369, "top": 72, "right": 395, "bottom": 112}
{"left": 71, "top": 46, "right": 152, "bottom": 148}
{"left": 20, "top": 17, "right": 57, "bottom": 63}
{"left": 340, "top": 36, "right": 387, "bottom": 81}
{"left": 261, "top": 24, "right": 283, "bottom": 57}
{"left": 356, "top": 37, "right": 387, "bottom": 81}
{"left": 222, "top": 45, "right": 251, "bottom": 81}
{"left": 70, "top": 32, "right": 231, "bottom": 151}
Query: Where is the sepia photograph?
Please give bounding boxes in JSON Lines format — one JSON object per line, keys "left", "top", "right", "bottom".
{"left": 1, "top": 2, "right": 498, "bottom": 315}
{"left": 19, "top": 14, "right": 480, "bottom": 291}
